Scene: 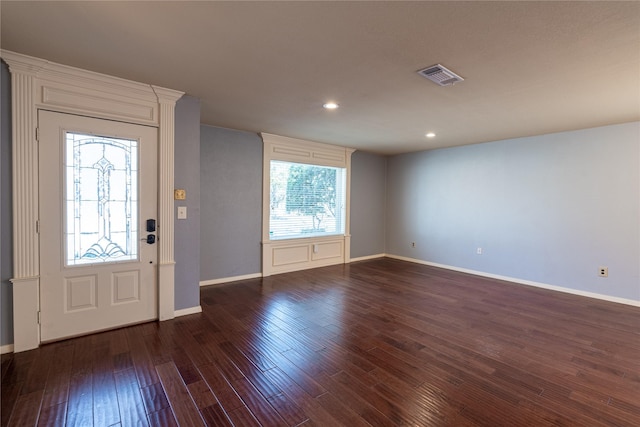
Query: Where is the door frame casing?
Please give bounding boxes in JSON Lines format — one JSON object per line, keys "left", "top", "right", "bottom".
{"left": 2, "top": 50, "right": 184, "bottom": 352}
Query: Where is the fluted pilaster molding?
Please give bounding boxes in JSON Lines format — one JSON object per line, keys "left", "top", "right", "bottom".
{"left": 344, "top": 148, "right": 356, "bottom": 263}
{"left": 4, "top": 52, "right": 48, "bottom": 351}
{"left": 153, "top": 86, "right": 182, "bottom": 264}
{"left": 152, "top": 86, "right": 183, "bottom": 320}
{"left": 5, "top": 55, "right": 46, "bottom": 279}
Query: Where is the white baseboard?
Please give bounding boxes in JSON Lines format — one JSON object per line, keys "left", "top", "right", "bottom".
{"left": 174, "top": 306, "right": 202, "bottom": 317}
{"left": 386, "top": 254, "right": 640, "bottom": 308}
{"left": 0, "top": 306, "right": 202, "bottom": 354}
{"left": 350, "top": 253, "right": 386, "bottom": 263}
{"left": 200, "top": 273, "right": 263, "bottom": 287}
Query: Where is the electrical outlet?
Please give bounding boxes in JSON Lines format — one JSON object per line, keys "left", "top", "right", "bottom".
{"left": 476, "top": 247, "right": 483, "bottom": 255}
{"left": 411, "top": 242, "right": 416, "bottom": 248}
{"left": 598, "top": 267, "right": 608, "bottom": 277}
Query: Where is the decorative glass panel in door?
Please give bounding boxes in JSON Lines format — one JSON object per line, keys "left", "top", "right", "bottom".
{"left": 65, "top": 133, "right": 139, "bottom": 266}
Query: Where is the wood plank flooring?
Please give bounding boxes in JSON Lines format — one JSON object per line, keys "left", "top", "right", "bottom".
{"left": 2, "top": 258, "right": 639, "bottom": 426}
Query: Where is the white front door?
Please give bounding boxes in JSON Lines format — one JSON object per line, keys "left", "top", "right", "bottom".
{"left": 39, "top": 110, "right": 158, "bottom": 342}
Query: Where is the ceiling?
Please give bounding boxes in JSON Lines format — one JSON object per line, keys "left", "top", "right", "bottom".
{"left": 1, "top": 1, "right": 639, "bottom": 155}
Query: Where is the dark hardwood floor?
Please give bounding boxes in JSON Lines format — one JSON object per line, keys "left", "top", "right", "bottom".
{"left": 2, "top": 258, "right": 639, "bottom": 426}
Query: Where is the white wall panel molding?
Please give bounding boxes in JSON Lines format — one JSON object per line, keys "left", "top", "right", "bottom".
{"left": 263, "top": 237, "right": 346, "bottom": 276}
{"left": 39, "top": 85, "right": 157, "bottom": 124}
{"left": 1, "top": 50, "right": 184, "bottom": 351}
{"left": 262, "top": 132, "right": 353, "bottom": 168}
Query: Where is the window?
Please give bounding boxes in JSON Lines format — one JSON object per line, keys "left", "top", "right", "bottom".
{"left": 269, "top": 160, "right": 346, "bottom": 240}
{"left": 261, "top": 132, "right": 354, "bottom": 276}
{"left": 65, "top": 132, "right": 139, "bottom": 266}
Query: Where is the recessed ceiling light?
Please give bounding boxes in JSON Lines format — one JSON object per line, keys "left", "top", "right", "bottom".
{"left": 323, "top": 102, "right": 339, "bottom": 110}
{"left": 426, "top": 132, "right": 436, "bottom": 138}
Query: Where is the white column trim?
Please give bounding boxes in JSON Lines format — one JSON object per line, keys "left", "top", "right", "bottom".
{"left": 153, "top": 86, "right": 182, "bottom": 321}
{"left": 344, "top": 148, "right": 355, "bottom": 263}
{"left": 4, "top": 54, "right": 43, "bottom": 352}
{"left": 2, "top": 50, "right": 183, "bottom": 351}
{"left": 7, "top": 61, "right": 41, "bottom": 280}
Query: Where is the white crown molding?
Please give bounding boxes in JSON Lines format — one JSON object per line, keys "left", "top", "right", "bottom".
{"left": 2, "top": 50, "right": 162, "bottom": 101}
{"left": 1, "top": 50, "right": 48, "bottom": 75}
{"left": 261, "top": 132, "right": 355, "bottom": 168}
{"left": 2, "top": 50, "right": 184, "bottom": 351}
{"left": 152, "top": 85, "right": 185, "bottom": 104}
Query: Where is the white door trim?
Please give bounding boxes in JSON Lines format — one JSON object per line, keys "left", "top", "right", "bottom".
{"left": 2, "top": 50, "right": 184, "bottom": 352}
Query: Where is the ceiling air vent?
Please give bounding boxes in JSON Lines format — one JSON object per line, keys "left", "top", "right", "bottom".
{"left": 417, "top": 64, "right": 464, "bottom": 86}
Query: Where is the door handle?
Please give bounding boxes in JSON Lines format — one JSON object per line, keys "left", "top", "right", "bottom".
{"left": 141, "top": 234, "right": 156, "bottom": 244}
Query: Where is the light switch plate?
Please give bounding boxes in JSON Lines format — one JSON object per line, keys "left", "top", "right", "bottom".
{"left": 177, "top": 206, "right": 187, "bottom": 219}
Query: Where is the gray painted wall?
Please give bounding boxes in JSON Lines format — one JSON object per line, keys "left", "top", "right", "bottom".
{"left": 174, "top": 95, "right": 201, "bottom": 311}
{"left": 386, "top": 122, "right": 640, "bottom": 301}
{"left": 1, "top": 61, "right": 13, "bottom": 347}
{"left": 350, "top": 150, "right": 387, "bottom": 258}
{"left": 200, "top": 125, "right": 262, "bottom": 281}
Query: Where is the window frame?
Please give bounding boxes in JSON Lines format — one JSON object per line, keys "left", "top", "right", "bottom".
{"left": 262, "top": 133, "right": 355, "bottom": 276}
